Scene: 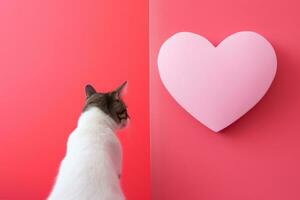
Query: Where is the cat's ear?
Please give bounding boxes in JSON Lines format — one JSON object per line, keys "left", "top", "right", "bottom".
{"left": 112, "top": 81, "right": 127, "bottom": 99}
{"left": 85, "top": 84, "right": 96, "bottom": 98}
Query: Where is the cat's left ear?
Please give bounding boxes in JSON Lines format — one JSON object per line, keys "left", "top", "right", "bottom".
{"left": 112, "top": 81, "right": 127, "bottom": 99}
{"left": 85, "top": 84, "right": 97, "bottom": 98}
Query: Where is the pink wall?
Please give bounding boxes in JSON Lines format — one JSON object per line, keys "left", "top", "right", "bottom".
{"left": 150, "top": 0, "right": 300, "bottom": 200}
{"left": 0, "top": 0, "right": 149, "bottom": 199}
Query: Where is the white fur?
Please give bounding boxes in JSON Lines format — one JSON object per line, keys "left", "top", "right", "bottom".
{"left": 48, "top": 107, "right": 125, "bottom": 200}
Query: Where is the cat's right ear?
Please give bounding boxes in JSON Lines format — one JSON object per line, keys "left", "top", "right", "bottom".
{"left": 85, "top": 84, "right": 96, "bottom": 98}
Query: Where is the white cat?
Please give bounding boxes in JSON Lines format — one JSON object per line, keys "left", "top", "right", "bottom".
{"left": 48, "top": 82, "right": 128, "bottom": 200}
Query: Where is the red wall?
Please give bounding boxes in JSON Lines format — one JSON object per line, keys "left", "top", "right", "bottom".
{"left": 0, "top": 1, "right": 149, "bottom": 200}
{"left": 150, "top": 0, "right": 300, "bottom": 200}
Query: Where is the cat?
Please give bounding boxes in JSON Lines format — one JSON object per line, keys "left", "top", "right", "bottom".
{"left": 47, "top": 82, "right": 128, "bottom": 200}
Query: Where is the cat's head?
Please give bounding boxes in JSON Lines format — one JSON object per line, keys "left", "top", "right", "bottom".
{"left": 83, "top": 81, "right": 129, "bottom": 128}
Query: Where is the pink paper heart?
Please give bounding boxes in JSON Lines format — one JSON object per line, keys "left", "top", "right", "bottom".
{"left": 157, "top": 31, "right": 277, "bottom": 132}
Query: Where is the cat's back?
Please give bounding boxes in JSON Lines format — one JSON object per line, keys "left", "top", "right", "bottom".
{"left": 48, "top": 126, "right": 124, "bottom": 200}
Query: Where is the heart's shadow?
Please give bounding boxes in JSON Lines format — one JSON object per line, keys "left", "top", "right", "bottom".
{"left": 221, "top": 43, "right": 298, "bottom": 138}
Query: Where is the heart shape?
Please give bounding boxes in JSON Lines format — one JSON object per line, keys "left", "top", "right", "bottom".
{"left": 157, "top": 31, "right": 277, "bottom": 132}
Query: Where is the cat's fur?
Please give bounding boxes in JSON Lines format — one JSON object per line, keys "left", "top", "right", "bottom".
{"left": 47, "top": 82, "right": 128, "bottom": 200}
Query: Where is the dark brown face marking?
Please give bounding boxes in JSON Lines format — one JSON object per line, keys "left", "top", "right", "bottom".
{"left": 83, "top": 82, "right": 128, "bottom": 125}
